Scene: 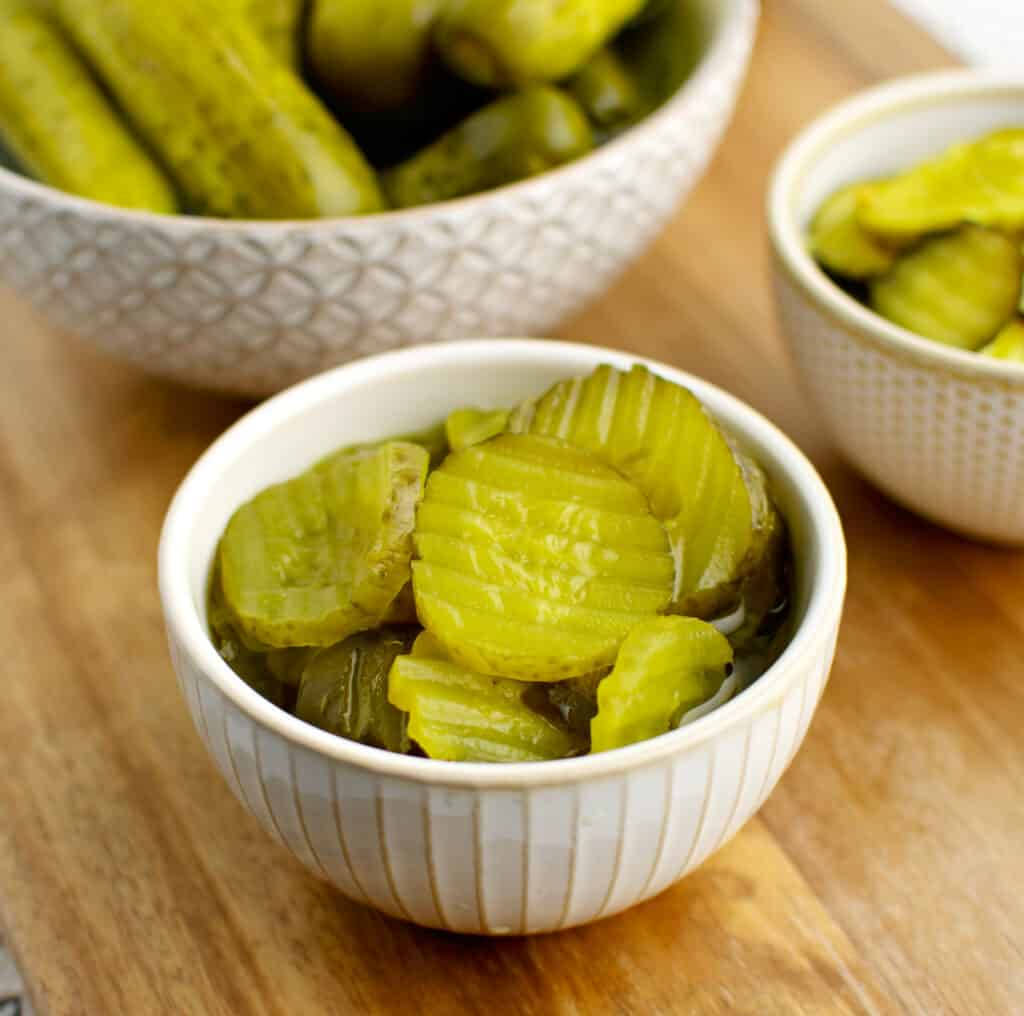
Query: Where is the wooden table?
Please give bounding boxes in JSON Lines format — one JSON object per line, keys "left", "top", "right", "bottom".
{"left": 2, "top": 3, "right": 1021, "bottom": 1013}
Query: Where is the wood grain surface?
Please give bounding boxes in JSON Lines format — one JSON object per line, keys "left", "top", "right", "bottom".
{"left": 2, "top": 3, "right": 1021, "bottom": 1014}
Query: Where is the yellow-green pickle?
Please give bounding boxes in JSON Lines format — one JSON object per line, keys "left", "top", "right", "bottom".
{"left": 226, "top": 0, "right": 306, "bottom": 65}
{"left": 382, "top": 86, "right": 593, "bottom": 208}
{"left": 209, "top": 365, "right": 794, "bottom": 763}
{"left": 57, "top": 0, "right": 384, "bottom": 218}
{"left": 566, "top": 48, "right": 642, "bottom": 134}
{"left": 0, "top": 1, "right": 177, "bottom": 211}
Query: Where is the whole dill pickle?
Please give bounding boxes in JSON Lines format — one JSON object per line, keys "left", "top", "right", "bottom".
{"left": 57, "top": 0, "right": 384, "bottom": 219}
{"left": 0, "top": 3, "right": 177, "bottom": 211}
{"left": 382, "top": 86, "right": 593, "bottom": 208}
{"left": 436, "top": 0, "right": 644, "bottom": 87}
{"left": 309, "top": 0, "right": 442, "bottom": 112}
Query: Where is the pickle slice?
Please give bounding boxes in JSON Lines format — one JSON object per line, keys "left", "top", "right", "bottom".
{"left": 387, "top": 632, "right": 583, "bottom": 762}
{"left": 859, "top": 129, "right": 1024, "bottom": 240}
{"left": 445, "top": 407, "right": 510, "bottom": 452}
{"left": 219, "top": 441, "right": 429, "bottom": 648}
{"left": 510, "top": 364, "right": 753, "bottom": 617}
{"left": 980, "top": 317, "right": 1024, "bottom": 362}
{"left": 295, "top": 626, "right": 416, "bottom": 753}
{"left": 590, "top": 617, "right": 734, "bottom": 753}
{"left": 809, "top": 183, "right": 898, "bottom": 279}
{"left": 544, "top": 671, "right": 605, "bottom": 739}
{"left": 413, "top": 433, "right": 673, "bottom": 679}
{"left": 869, "top": 225, "right": 1023, "bottom": 349}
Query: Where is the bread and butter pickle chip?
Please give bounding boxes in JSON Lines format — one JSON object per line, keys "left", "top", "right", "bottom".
{"left": 412, "top": 433, "right": 673, "bottom": 680}
{"left": 511, "top": 364, "right": 753, "bottom": 617}
{"left": 388, "top": 632, "right": 583, "bottom": 761}
{"left": 219, "top": 441, "right": 428, "bottom": 648}
{"left": 590, "top": 616, "right": 733, "bottom": 752}
{"left": 869, "top": 225, "right": 1023, "bottom": 349}
{"left": 809, "top": 183, "right": 899, "bottom": 278}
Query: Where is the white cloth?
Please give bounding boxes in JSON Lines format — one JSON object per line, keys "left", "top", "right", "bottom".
{"left": 890, "top": 0, "right": 1024, "bottom": 66}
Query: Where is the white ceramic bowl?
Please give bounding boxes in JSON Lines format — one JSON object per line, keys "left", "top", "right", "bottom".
{"left": 158, "top": 339, "right": 846, "bottom": 934}
{"left": 0, "top": 0, "right": 757, "bottom": 397}
{"left": 769, "top": 70, "right": 1024, "bottom": 545}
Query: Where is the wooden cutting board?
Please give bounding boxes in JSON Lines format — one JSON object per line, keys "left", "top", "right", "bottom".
{"left": 2, "top": 3, "right": 1021, "bottom": 1013}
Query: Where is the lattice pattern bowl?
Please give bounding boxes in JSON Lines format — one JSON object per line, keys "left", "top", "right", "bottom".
{"left": 769, "top": 70, "right": 1024, "bottom": 545}
{"left": 0, "top": 0, "right": 757, "bottom": 396}
{"left": 158, "top": 339, "right": 846, "bottom": 934}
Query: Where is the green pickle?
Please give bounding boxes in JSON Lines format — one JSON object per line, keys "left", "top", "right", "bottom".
{"left": 808, "top": 183, "right": 898, "bottom": 279}
{"left": 566, "top": 48, "right": 642, "bottom": 134}
{"left": 981, "top": 317, "right": 1024, "bottom": 362}
{"left": 412, "top": 433, "right": 674, "bottom": 680}
{"left": 227, "top": 0, "right": 305, "bottom": 65}
{"left": 591, "top": 617, "right": 734, "bottom": 752}
{"left": 296, "top": 627, "right": 416, "bottom": 753}
{"left": 869, "top": 225, "right": 1023, "bottom": 349}
{"left": 309, "top": 0, "right": 442, "bottom": 113}
{"left": 58, "top": 0, "right": 384, "bottom": 218}
{"left": 382, "top": 86, "right": 593, "bottom": 208}
{"left": 445, "top": 407, "right": 511, "bottom": 452}
{"left": 388, "top": 632, "right": 583, "bottom": 761}
{"left": 511, "top": 364, "right": 754, "bottom": 617}
{"left": 859, "top": 129, "right": 1024, "bottom": 240}
{"left": 0, "top": 3, "right": 178, "bottom": 212}
{"left": 436, "top": 0, "right": 645, "bottom": 87}
{"left": 219, "top": 441, "right": 429, "bottom": 648}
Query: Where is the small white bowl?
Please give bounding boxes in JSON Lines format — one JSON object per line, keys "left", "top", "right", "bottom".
{"left": 769, "top": 69, "right": 1024, "bottom": 545}
{"left": 0, "top": 0, "right": 757, "bottom": 397}
{"left": 158, "top": 339, "right": 846, "bottom": 934}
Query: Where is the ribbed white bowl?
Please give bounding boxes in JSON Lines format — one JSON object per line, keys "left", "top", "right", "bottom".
{"left": 0, "top": 0, "right": 757, "bottom": 396}
{"left": 158, "top": 340, "right": 846, "bottom": 933}
{"left": 769, "top": 70, "right": 1024, "bottom": 544}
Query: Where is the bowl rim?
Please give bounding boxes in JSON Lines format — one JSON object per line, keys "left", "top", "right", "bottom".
{"left": 158, "top": 338, "right": 847, "bottom": 788}
{"left": 0, "top": 0, "right": 757, "bottom": 233}
{"left": 767, "top": 67, "right": 1024, "bottom": 386}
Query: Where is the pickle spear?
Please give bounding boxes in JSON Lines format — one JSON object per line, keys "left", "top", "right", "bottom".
{"left": 511, "top": 364, "right": 754, "bottom": 617}
{"left": 58, "top": 0, "right": 384, "bottom": 218}
{"left": 436, "top": 0, "right": 645, "bottom": 87}
{"left": 870, "top": 225, "right": 1023, "bottom": 349}
{"left": 388, "top": 632, "right": 583, "bottom": 761}
{"left": 219, "top": 442, "right": 429, "bottom": 648}
{"left": 591, "top": 616, "right": 734, "bottom": 752}
{"left": 382, "top": 86, "right": 593, "bottom": 208}
{"left": 0, "top": 3, "right": 177, "bottom": 212}
{"left": 413, "top": 433, "right": 674, "bottom": 680}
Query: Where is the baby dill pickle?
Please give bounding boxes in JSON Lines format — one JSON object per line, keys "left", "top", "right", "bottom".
{"left": 381, "top": 86, "right": 593, "bottom": 208}
{"left": 858, "top": 129, "right": 1024, "bottom": 240}
{"left": 387, "top": 632, "right": 583, "bottom": 761}
{"left": 295, "top": 626, "right": 417, "bottom": 752}
{"left": 445, "top": 407, "right": 510, "bottom": 452}
{"left": 219, "top": 441, "right": 429, "bottom": 648}
{"left": 510, "top": 364, "right": 754, "bottom": 618}
{"left": 809, "top": 183, "right": 899, "bottom": 279}
{"left": 870, "top": 225, "right": 1023, "bottom": 349}
{"left": 566, "top": 48, "right": 642, "bottom": 133}
{"left": 412, "top": 433, "right": 674, "bottom": 680}
{"left": 980, "top": 317, "right": 1024, "bottom": 362}
{"left": 436, "top": 0, "right": 644, "bottom": 87}
{"left": 0, "top": 3, "right": 178, "bottom": 212}
{"left": 591, "top": 616, "right": 733, "bottom": 752}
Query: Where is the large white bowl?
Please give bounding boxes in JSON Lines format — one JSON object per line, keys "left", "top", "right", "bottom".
{"left": 158, "top": 339, "right": 846, "bottom": 934}
{"left": 769, "top": 70, "right": 1024, "bottom": 545}
{"left": 0, "top": 0, "right": 757, "bottom": 396}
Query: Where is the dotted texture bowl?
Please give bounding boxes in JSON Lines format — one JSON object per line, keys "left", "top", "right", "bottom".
{"left": 0, "top": 0, "right": 757, "bottom": 396}
{"left": 158, "top": 340, "right": 846, "bottom": 934}
{"left": 769, "top": 71, "right": 1024, "bottom": 544}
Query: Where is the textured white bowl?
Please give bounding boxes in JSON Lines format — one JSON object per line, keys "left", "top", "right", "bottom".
{"left": 0, "top": 0, "right": 757, "bottom": 397}
{"left": 158, "top": 339, "right": 846, "bottom": 934}
{"left": 769, "top": 70, "right": 1024, "bottom": 545}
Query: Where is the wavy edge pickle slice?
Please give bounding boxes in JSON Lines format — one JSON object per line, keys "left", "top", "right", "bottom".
{"left": 219, "top": 441, "right": 429, "bottom": 648}
{"left": 445, "top": 407, "right": 510, "bottom": 452}
{"left": 980, "top": 317, "right": 1024, "bottom": 362}
{"left": 387, "top": 632, "right": 584, "bottom": 761}
{"left": 808, "top": 182, "right": 900, "bottom": 279}
{"left": 590, "top": 616, "right": 734, "bottom": 753}
{"left": 413, "top": 432, "right": 674, "bottom": 680}
{"left": 510, "top": 364, "right": 754, "bottom": 618}
{"left": 869, "top": 225, "right": 1024, "bottom": 350}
